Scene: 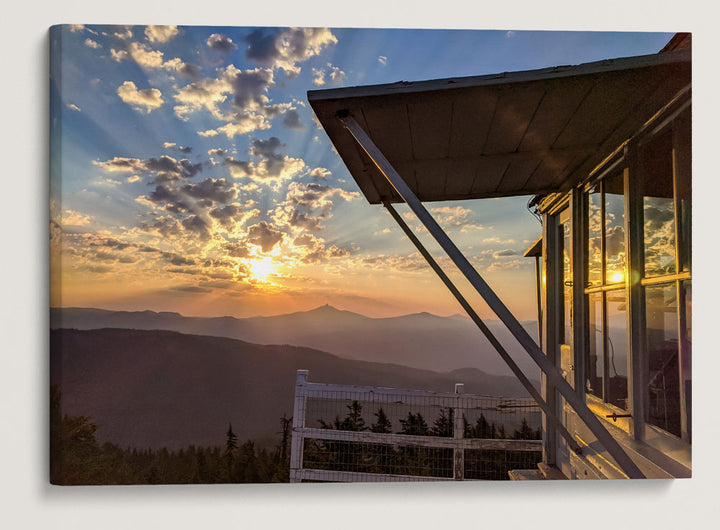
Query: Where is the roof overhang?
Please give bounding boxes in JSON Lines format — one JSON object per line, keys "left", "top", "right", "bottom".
{"left": 308, "top": 49, "right": 691, "bottom": 205}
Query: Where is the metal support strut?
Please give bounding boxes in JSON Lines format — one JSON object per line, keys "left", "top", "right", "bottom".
{"left": 384, "top": 202, "right": 582, "bottom": 454}
{"left": 341, "top": 114, "right": 644, "bottom": 479}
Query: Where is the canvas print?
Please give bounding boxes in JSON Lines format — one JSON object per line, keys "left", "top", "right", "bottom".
{"left": 49, "top": 25, "right": 691, "bottom": 484}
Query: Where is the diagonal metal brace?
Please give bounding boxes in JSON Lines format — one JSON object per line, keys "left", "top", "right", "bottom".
{"left": 384, "top": 201, "right": 583, "bottom": 455}
{"left": 341, "top": 113, "right": 644, "bottom": 479}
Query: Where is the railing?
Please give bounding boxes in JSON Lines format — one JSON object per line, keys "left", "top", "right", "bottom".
{"left": 289, "top": 370, "right": 543, "bottom": 483}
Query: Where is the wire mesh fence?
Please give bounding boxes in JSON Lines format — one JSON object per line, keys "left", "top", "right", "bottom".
{"left": 290, "top": 370, "right": 542, "bottom": 482}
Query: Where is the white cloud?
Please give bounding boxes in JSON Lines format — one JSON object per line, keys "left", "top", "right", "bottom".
{"left": 328, "top": 64, "right": 345, "bottom": 82}
{"left": 145, "top": 25, "right": 180, "bottom": 44}
{"left": 312, "top": 68, "right": 326, "bottom": 86}
{"left": 378, "top": 55, "right": 388, "bottom": 65}
{"left": 66, "top": 103, "right": 81, "bottom": 112}
{"left": 61, "top": 209, "right": 91, "bottom": 226}
{"left": 113, "top": 28, "right": 133, "bottom": 40}
{"left": 214, "top": 115, "right": 271, "bottom": 138}
{"left": 117, "top": 81, "right": 164, "bottom": 113}
{"left": 244, "top": 27, "right": 337, "bottom": 77}
{"left": 310, "top": 167, "right": 331, "bottom": 181}
{"left": 206, "top": 33, "right": 237, "bottom": 53}
{"left": 163, "top": 142, "right": 176, "bottom": 148}
{"left": 84, "top": 38, "right": 101, "bottom": 49}
{"left": 111, "top": 41, "right": 194, "bottom": 77}
{"left": 127, "top": 175, "right": 142, "bottom": 183}
{"left": 93, "top": 157, "right": 145, "bottom": 173}
{"left": 174, "top": 65, "right": 288, "bottom": 137}
{"left": 312, "top": 64, "right": 345, "bottom": 87}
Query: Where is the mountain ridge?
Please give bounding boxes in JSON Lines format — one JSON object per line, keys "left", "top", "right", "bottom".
{"left": 51, "top": 305, "right": 541, "bottom": 377}
{"left": 51, "top": 327, "right": 536, "bottom": 450}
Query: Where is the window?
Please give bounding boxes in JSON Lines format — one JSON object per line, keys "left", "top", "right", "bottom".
{"left": 584, "top": 171, "right": 628, "bottom": 410}
{"left": 639, "top": 111, "right": 691, "bottom": 440}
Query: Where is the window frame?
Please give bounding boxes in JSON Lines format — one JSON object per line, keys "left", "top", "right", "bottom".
{"left": 575, "top": 102, "right": 691, "bottom": 454}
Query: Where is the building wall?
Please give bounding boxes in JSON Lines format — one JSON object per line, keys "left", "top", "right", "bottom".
{"left": 539, "top": 94, "right": 692, "bottom": 479}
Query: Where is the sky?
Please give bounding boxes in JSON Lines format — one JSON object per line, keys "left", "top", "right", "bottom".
{"left": 49, "top": 25, "right": 674, "bottom": 320}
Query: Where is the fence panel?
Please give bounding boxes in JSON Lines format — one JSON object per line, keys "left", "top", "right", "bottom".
{"left": 290, "top": 370, "right": 542, "bottom": 483}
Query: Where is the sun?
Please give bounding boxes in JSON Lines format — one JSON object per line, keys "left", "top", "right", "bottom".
{"left": 248, "top": 257, "right": 276, "bottom": 282}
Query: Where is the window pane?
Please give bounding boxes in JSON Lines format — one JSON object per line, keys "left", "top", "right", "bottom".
{"left": 642, "top": 130, "right": 676, "bottom": 277}
{"left": 606, "top": 290, "right": 628, "bottom": 410}
{"left": 562, "top": 219, "right": 572, "bottom": 344}
{"left": 675, "top": 113, "right": 691, "bottom": 272}
{"left": 683, "top": 281, "right": 692, "bottom": 439}
{"left": 604, "top": 173, "right": 626, "bottom": 284}
{"left": 646, "top": 283, "right": 681, "bottom": 437}
{"left": 587, "top": 291, "right": 604, "bottom": 400}
{"left": 587, "top": 185, "right": 602, "bottom": 287}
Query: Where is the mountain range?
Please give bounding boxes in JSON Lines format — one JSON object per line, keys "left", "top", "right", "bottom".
{"left": 51, "top": 305, "right": 541, "bottom": 377}
{"left": 51, "top": 328, "right": 535, "bottom": 450}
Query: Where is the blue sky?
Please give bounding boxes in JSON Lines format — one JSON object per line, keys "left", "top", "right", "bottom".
{"left": 50, "top": 25, "right": 674, "bottom": 319}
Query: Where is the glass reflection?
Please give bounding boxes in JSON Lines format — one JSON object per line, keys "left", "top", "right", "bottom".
{"left": 587, "top": 187, "right": 602, "bottom": 287}
{"left": 604, "top": 173, "right": 625, "bottom": 284}
{"left": 642, "top": 130, "right": 676, "bottom": 277}
{"left": 683, "top": 281, "right": 692, "bottom": 439}
{"left": 606, "top": 290, "right": 628, "bottom": 410}
{"left": 646, "top": 283, "right": 681, "bottom": 437}
{"left": 562, "top": 219, "right": 572, "bottom": 344}
{"left": 587, "top": 292, "right": 603, "bottom": 400}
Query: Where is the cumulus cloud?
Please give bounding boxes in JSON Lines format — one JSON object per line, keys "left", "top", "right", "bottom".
{"left": 111, "top": 41, "right": 198, "bottom": 78}
{"left": 181, "top": 215, "right": 212, "bottom": 241}
{"left": 95, "top": 154, "right": 202, "bottom": 183}
{"left": 310, "top": 167, "right": 330, "bottom": 181}
{"left": 378, "top": 55, "right": 387, "bottom": 65}
{"left": 173, "top": 59, "right": 301, "bottom": 137}
{"left": 296, "top": 233, "right": 349, "bottom": 264}
{"left": 328, "top": 64, "right": 345, "bottom": 82}
{"left": 163, "top": 142, "right": 176, "bottom": 148}
{"left": 173, "top": 65, "right": 284, "bottom": 136}
{"left": 274, "top": 181, "right": 359, "bottom": 232}
{"left": 210, "top": 115, "right": 272, "bottom": 138}
{"left": 94, "top": 157, "right": 146, "bottom": 173}
{"left": 493, "top": 249, "right": 519, "bottom": 258}
{"left": 84, "top": 38, "right": 101, "bottom": 49}
{"left": 282, "top": 109, "right": 305, "bottom": 130}
{"left": 117, "top": 81, "right": 164, "bottom": 113}
{"left": 225, "top": 242, "right": 251, "bottom": 258}
{"left": 312, "top": 68, "right": 326, "bottom": 86}
{"left": 61, "top": 209, "right": 92, "bottom": 226}
{"left": 66, "top": 103, "right": 81, "bottom": 112}
{"left": 312, "top": 64, "right": 345, "bottom": 86}
{"left": 182, "top": 178, "right": 237, "bottom": 203}
{"left": 113, "top": 27, "right": 133, "bottom": 40}
{"left": 145, "top": 25, "right": 180, "bottom": 44}
{"left": 244, "top": 27, "right": 337, "bottom": 77}
{"left": 223, "top": 137, "right": 305, "bottom": 186}
{"left": 208, "top": 148, "right": 227, "bottom": 157}
{"left": 207, "top": 33, "right": 238, "bottom": 53}
{"left": 247, "top": 221, "right": 283, "bottom": 252}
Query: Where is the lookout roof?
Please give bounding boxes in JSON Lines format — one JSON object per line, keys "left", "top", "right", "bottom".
{"left": 308, "top": 48, "right": 690, "bottom": 205}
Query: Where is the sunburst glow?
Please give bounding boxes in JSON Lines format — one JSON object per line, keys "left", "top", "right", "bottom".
{"left": 248, "top": 257, "right": 276, "bottom": 281}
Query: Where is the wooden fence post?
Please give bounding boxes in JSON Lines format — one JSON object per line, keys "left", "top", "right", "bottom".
{"left": 289, "top": 369, "right": 308, "bottom": 483}
{"left": 454, "top": 383, "right": 465, "bottom": 480}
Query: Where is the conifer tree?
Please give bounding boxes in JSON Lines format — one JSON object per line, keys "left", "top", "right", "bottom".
{"left": 225, "top": 423, "right": 238, "bottom": 480}
{"left": 431, "top": 408, "right": 454, "bottom": 437}
{"left": 371, "top": 408, "right": 392, "bottom": 433}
